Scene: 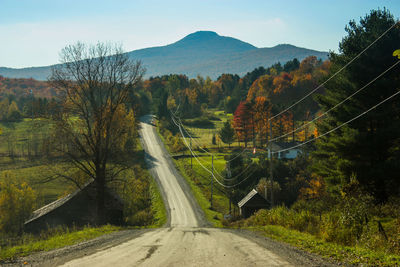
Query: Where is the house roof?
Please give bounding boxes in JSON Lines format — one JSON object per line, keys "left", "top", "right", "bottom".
{"left": 274, "top": 141, "right": 301, "bottom": 150}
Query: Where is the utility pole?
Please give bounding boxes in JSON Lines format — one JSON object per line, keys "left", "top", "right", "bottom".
{"left": 269, "top": 120, "right": 274, "bottom": 207}
{"left": 227, "top": 161, "right": 232, "bottom": 215}
{"left": 264, "top": 182, "right": 267, "bottom": 200}
{"left": 29, "top": 89, "right": 34, "bottom": 159}
{"left": 190, "top": 138, "right": 193, "bottom": 169}
{"left": 211, "top": 154, "right": 214, "bottom": 210}
{"left": 31, "top": 89, "right": 34, "bottom": 122}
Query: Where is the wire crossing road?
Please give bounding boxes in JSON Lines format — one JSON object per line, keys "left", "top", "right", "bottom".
{"left": 59, "top": 115, "right": 322, "bottom": 267}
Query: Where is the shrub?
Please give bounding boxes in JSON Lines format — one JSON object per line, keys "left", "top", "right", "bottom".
{"left": 118, "top": 166, "right": 152, "bottom": 226}
{"left": 241, "top": 192, "right": 400, "bottom": 256}
{"left": 206, "top": 114, "right": 221, "bottom": 121}
{"left": 128, "top": 210, "right": 153, "bottom": 226}
{"left": 0, "top": 171, "right": 37, "bottom": 235}
{"left": 183, "top": 117, "right": 214, "bottom": 128}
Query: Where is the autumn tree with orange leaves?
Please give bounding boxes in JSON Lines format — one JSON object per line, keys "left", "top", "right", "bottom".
{"left": 233, "top": 101, "right": 254, "bottom": 147}
{"left": 252, "top": 96, "right": 271, "bottom": 147}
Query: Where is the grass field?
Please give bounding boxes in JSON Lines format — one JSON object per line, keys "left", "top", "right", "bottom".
{"left": 0, "top": 118, "right": 73, "bottom": 205}
{"left": 0, "top": 163, "right": 77, "bottom": 205}
{"left": 0, "top": 118, "right": 52, "bottom": 158}
{"left": 182, "top": 109, "right": 243, "bottom": 149}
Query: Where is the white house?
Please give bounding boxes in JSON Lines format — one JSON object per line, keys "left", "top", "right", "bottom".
{"left": 268, "top": 142, "right": 301, "bottom": 159}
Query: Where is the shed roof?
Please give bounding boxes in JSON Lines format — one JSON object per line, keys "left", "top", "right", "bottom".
{"left": 238, "top": 189, "right": 261, "bottom": 208}
{"left": 25, "top": 180, "right": 122, "bottom": 225}
{"left": 25, "top": 180, "right": 93, "bottom": 224}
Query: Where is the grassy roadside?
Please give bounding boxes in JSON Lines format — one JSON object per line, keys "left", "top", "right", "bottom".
{"left": 0, "top": 225, "right": 122, "bottom": 262}
{"left": 149, "top": 175, "right": 167, "bottom": 227}
{"left": 243, "top": 225, "right": 400, "bottom": 266}
{"left": 174, "top": 159, "right": 223, "bottom": 227}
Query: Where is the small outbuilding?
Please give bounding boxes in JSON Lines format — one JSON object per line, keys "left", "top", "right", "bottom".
{"left": 24, "top": 180, "right": 124, "bottom": 233}
{"left": 238, "top": 189, "right": 270, "bottom": 218}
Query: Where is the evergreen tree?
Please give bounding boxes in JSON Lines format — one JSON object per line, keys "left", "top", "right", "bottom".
{"left": 313, "top": 9, "right": 400, "bottom": 201}
{"left": 219, "top": 120, "right": 235, "bottom": 148}
{"left": 283, "top": 58, "right": 300, "bottom": 72}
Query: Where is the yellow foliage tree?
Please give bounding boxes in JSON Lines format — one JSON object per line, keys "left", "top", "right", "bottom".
{"left": 299, "top": 174, "right": 325, "bottom": 200}
{"left": 0, "top": 171, "right": 37, "bottom": 234}
{"left": 393, "top": 49, "right": 400, "bottom": 59}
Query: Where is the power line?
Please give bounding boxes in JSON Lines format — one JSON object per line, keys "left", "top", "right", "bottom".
{"left": 171, "top": 114, "right": 248, "bottom": 171}
{"left": 268, "top": 21, "right": 399, "bottom": 123}
{"left": 168, "top": 21, "right": 399, "bottom": 167}
{"left": 269, "top": 60, "right": 400, "bottom": 143}
{"left": 169, "top": 81, "right": 400, "bottom": 188}
{"left": 171, "top": 111, "right": 251, "bottom": 163}
{"left": 171, "top": 115, "right": 226, "bottom": 180}
{"left": 272, "top": 89, "right": 400, "bottom": 154}
{"left": 166, "top": 21, "right": 399, "bottom": 188}
{"left": 171, "top": 115, "right": 246, "bottom": 182}
{"left": 171, "top": 114, "right": 256, "bottom": 181}
{"left": 171, "top": 115, "right": 225, "bottom": 185}
{"left": 172, "top": 115, "right": 259, "bottom": 188}
{"left": 172, "top": 82, "right": 400, "bottom": 187}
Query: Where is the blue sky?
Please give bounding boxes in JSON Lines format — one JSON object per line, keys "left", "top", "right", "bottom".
{"left": 1, "top": 0, "right": 399, "bottom": 68}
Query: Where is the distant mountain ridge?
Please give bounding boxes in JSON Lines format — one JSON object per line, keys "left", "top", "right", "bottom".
{"left": 0, "top": 31, "right": 328, "bottom": 80}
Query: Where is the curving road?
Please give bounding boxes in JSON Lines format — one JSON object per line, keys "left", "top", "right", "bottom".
{"left": 59, "top": 115, "right": 329, "bottom": 267}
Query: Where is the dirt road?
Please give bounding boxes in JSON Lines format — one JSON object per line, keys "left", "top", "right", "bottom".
{"left": 57, "top": 115, "right": 333, "bottom": 267}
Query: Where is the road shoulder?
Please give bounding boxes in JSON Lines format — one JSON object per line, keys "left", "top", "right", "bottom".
{"left": 3, "top": 229, "right": 151, "bottom": 267}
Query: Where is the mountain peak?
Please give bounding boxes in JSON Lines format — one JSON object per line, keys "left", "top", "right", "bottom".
{"left": 178, "top": 31, "right": 220, "bottom": 43}
{"left": 171, "top": 30, "right": 257, "bottom": 53}
{"left": 184, "top": 31, "right": 219, "bottom": 39}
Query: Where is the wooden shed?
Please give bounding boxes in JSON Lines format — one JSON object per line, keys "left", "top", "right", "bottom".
{"left": 238, "top": 189, "right": 270, "bottom": 218}
{"left": 24, "top": 180, "right": 124, "bottom": 233}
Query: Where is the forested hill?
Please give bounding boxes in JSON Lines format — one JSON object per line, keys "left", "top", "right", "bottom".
{"left": 0, "top": 31, "right": 328, "bottom": 80}
{"left": 0, "top": 76, "right": 57, "bottom": 98}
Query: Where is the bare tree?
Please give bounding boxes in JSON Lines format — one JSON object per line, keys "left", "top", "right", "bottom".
{"left": 49, "top": 42, "right": 144, "bottom": 224}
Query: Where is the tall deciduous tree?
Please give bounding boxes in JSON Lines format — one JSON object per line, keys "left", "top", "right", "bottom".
{"left": 253, "top": 96, "right": 271, "bottom": 147}
{"left": 233, "top": 101, "right": 254, "bottom": 147}
{"left": 50, "top": 42, "right": 144, "bottom": 224}
{"left": 313, "top": 9, "right": 400, "bottom": 201}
